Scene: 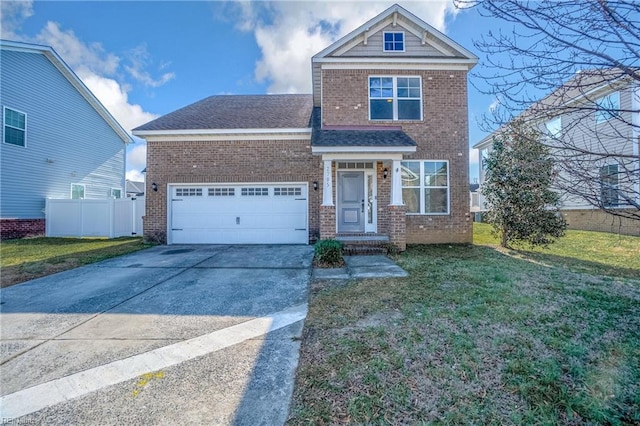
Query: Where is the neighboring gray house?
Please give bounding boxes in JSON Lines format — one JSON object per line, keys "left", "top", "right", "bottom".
{"left": 126, "top": 180, "right": 145, "bottom": 197}
{"left": 474, "top": 69, "right": 639, "bottom": 236}
{"left": 0, "top": 40, "right": 132, "bottom": 239}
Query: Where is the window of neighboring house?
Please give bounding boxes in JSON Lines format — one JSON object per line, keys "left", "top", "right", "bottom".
{"left": 71, "top": 184, "right": 85, "bottom": 199}
{"left": 545, "top": 116, "right": 562, "bottom": 138}
{"left": 369, "top": 76, "right": 421, "bottom": 120}
{"left": 600, "top": 164, "right": 619, "bottom": 207}
{"left": 383, "top": 31, "right": 405, "bottom": 52}
{"left": 595, "top": 91, "right": 620, "bottom": 123}
{"left": 401, "top": 160, "right": 449, "bottom": 214}
{"left": 3, "top": 107, "right": 26, "bottom": 147}
{"left": 479, "top": 148, "right": 490, "bottom": 181}
{"left": 110, "top": 188, "right": 122, "bottom": 199}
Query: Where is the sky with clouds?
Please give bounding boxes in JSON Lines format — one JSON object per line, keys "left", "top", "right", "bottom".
{"left": 1, "top": 1, "right": 499, "bottom": 183}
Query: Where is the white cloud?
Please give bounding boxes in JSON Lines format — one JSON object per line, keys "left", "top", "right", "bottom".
{"left": 235, "top": 1, "right": 459, "bottom": 93}
{"left": 79, "top": 72, "right": 157, "bottom": 132}
{"left": 127, "top": 142, "right": 147, "bottom": 171}
{"left": 35, "top": 21, "right": 120, "bottom": 76}
{"left": 488, "top": 96, "right": 501, "bottom": 112}
{"left": 0, "top": 0, "right": 34, "bottom": 40}
{"left": 125, "top": 44, "right": 176, "bottom": 88}
{"left": 126, "top": 169, "right": 145, "bottom": 183}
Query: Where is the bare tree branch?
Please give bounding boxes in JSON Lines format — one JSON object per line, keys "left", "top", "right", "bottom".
{"left": 460, "top": 0, "right": 640, "bottom": 221}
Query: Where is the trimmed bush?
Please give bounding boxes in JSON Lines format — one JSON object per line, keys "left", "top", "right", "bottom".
{"left": 314, "top": 239, "right": 343, "bottom": 266}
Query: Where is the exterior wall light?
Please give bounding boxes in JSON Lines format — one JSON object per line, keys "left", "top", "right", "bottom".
{"left": 151, "top": 182, "right": 158, "bottom": 192}
{"left": 313, "top": 181, "right": 318, "bottom": 191}
{"left": 383, "top": 168, "right": 388, "bottom": 179}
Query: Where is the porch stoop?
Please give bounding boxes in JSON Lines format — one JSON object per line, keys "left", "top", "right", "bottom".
{"left": 336, "top": 233, "right": 390, "bottom": 255}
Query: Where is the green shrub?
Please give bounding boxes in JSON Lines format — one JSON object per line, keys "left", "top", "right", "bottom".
{"left": 314, "top": 239, "right": 344, "bottom": 265}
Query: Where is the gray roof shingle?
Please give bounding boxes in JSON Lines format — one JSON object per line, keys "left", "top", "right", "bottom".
{"left": 312, "top": 129, "right": 417, "bottom": 147}
{"left": 310, "top": 107, "right": 416, "bottom": 147}
{"left": 134, "top": 94, "right": 313, "bottom": 131}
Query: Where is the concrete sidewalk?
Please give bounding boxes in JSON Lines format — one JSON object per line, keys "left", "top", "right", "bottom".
{"left": 312, "top": 255, "right": 408, "bottom": 280}
{"left": 0, "top": 245, "right": 314, "bottom": 425}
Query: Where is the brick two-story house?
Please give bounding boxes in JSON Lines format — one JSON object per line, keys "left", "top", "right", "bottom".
{"left": 133, "top": 4, "right": 478, "bottom": 250}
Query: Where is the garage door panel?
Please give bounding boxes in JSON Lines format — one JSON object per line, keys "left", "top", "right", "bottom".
{"left": 170, "top": 184, "right": 308, "bottom": 244}
{"left": 172, "top": 214, "right": 238, "bottom": 229}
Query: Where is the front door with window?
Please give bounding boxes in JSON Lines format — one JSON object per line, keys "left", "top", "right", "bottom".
{"left": 338, "top": 171, "right": 365, "bottom": 232}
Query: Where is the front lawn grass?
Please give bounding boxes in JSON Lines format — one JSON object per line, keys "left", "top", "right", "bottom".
{"left": 0, "top": 237, "right": 153, "bottom": 287}
{"left": 287, "top": 226, "right": 640, "bottom": 424}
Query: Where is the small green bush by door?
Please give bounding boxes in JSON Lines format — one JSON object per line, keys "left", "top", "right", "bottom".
{"left": 314, "top": 239, "right": 343, "bottom": 266}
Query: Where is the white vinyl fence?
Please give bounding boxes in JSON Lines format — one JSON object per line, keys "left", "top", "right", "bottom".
{"left": 46, "top": 197, "right": 145, "bottom": 238}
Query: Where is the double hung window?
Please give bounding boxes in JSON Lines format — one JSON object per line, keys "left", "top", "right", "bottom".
{"left": 600, "top": 164, "right": 619, "bottom": 207}
{"left": 401, "top": 161, "right": 449, "bottom": 214}
{"left": 369, "top": 76, "right": 421, "bottom": 120}
{"left": 3, "top": 107, "right": 26, "bottom": 147}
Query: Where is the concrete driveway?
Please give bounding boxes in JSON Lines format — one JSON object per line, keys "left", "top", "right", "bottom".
{"left": 0, "top": 244, "right": 314, "bottom": 425}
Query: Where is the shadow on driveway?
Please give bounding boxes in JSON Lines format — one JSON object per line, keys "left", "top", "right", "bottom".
{"left": 0, "top": 244, "right": 313, "bottom": 425}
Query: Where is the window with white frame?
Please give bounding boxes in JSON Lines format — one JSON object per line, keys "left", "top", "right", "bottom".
{"left": 3, "top": 107, "right": 26, "bottom": 147}
{"left": 369, "top": 76, "right": 421, "bottom": 121}
{"left": 383, "top": 31, "right": 404, "bottom": 52}
{"left": 71, "top": 184, "right": 85, "bottom": 199}
{"left": 595, "top": 92, "right": 620, "bottom": 123}
{"left": 401, "top": 161, "right": 449, "bottom": 214}
{"left": 545, "top": 116, "right": 562, "bottom": 138}
{"left": 600, "top": 164, "right": 619, "bottom": 207}
{"left": 110, "top": 188, "right": 122, "bottom": 199}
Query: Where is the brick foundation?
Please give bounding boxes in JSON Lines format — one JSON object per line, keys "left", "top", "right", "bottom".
{"left": 319, "top": 205, "right": 336, "bottom": 239}
{"left": 388, "top": 205, "right": 407, "bottom": 251}
{"left": 1, "top": 219, "right": 45, "bottom": 240}
{"left": 563, "top": 209, "right": 639, "bottom": 236}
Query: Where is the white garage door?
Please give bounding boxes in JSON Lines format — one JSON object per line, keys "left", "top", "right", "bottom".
{"left": 169, "top": 184, "right": 308, "bottom": 244}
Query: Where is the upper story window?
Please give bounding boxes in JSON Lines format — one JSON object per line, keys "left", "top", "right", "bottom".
{"left": 545, "top": 116, "right": 562, "bottom": 138}
{"left": 369, "top": 76, "right": 422, "bottom": 121}
{"left": 595, "top": 91, "right": 620, "bottom": 123}
{"left": 383, "top": 31, "right": 405, "bottom": 52}
{"left": 3, "top": 107, "right": 26, "bottom": 147}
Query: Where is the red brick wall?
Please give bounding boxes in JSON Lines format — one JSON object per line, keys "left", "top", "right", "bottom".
{"left": 145, "top": 138, "right": 322, "bottom": 243}
{"left": 0, "top": 219, "right": 45, "bottom": 240}
{"left": 388, "top": 205, "right": 407, "bottom": 251}
{"left": 319, "top": 205, "right": 336, "bottom": 239}
{"left": 322, "top": 68, "right": 472, "bottom": 244}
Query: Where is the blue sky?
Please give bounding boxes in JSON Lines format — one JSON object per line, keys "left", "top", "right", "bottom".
{"left": 1, "top": 1, "right": 501, "bottom": 182}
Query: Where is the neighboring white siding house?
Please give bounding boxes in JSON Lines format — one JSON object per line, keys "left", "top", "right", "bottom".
{"left": 473, "top": 70, "right": 639, "bottom": 236}
{"left": 0, "top": 40, "right": 132, "bottom": 239}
